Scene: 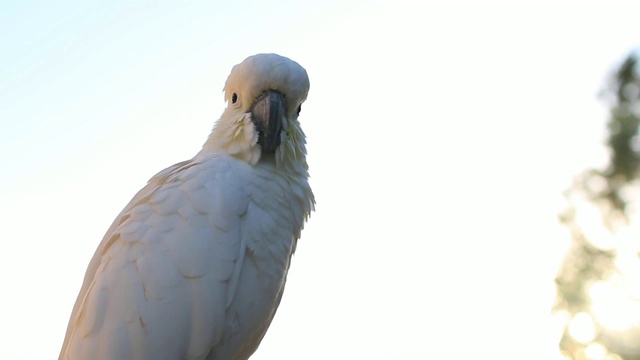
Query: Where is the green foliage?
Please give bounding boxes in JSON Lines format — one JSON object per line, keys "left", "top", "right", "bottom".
{"left": 602, "top": 54, "right": 640, "bottom": 218}
{"left": 556, "top": 51, "right": 640, "bottom": 359}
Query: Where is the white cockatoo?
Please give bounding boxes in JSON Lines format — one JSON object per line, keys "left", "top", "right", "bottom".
{"left": 59, "top": 53, "right": 314, "bottom": 360}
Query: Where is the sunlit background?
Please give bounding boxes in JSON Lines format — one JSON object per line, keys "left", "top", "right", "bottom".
{"left": 2, "top": 1, "right": 640, "bottom": 359}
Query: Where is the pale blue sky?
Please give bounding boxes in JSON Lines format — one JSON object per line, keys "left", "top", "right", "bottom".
{"left": 2, "top": 1, "right": 640, "bottom": 359}
{"left": 0, "top": 1, "right": 360, "bottom": 187}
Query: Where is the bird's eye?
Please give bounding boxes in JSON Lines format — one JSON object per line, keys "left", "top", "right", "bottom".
{"left": 231, "top": 93, "right": 238, "bottom": 104}
{"left": 297, "top": 104, "right": 302, "bottom": 115}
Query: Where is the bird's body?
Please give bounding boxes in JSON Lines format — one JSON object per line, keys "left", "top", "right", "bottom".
{"left": 60, "top": 54, "right": 313, "bottom": 360}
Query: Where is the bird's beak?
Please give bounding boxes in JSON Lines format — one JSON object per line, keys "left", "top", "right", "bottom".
{"left": 250, "top": 90, "right": 285, "bottom": 153}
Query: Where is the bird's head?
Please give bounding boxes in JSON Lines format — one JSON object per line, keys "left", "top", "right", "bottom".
{"left": 203, "top": 53, "right": 310, "bottom": 171}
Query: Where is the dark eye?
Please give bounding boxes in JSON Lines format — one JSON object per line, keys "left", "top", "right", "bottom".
{"left": 231, "top": 93, "right": 238, "bottom": 104}
{"left": 297, "top": 104, "right": 302, "bottom": 115}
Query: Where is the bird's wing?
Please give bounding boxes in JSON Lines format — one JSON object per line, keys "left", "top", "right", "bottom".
{"left": 60, "top": 154, "right": 250, "bottom": 360}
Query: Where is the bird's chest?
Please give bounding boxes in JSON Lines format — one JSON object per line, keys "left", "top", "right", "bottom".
{"left": 211, "top": 170, "right": 301, "bottom": 358}
{"left": 242, "top": 169, "right": 299, "bottom": 282}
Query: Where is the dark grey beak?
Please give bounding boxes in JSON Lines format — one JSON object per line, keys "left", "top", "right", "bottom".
{"left": 250, "top": 90, "right": 284, "bottom": 153}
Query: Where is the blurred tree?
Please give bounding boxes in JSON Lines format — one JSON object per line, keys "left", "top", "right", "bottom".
{"left": 556, "top": 51, "right": 640, "bottom": 360}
